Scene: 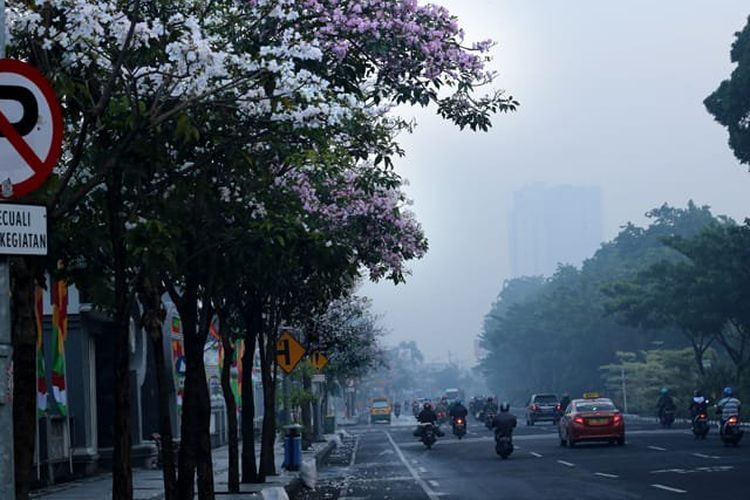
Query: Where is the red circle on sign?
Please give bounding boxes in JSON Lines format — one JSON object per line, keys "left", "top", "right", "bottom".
{"left": 0, "top": 59, "right": 63, "bottom": 199}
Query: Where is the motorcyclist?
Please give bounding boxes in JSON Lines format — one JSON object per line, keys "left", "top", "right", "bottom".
{"left": 415, "top": 402, "right": 444, "bottom": 437}
{"left": 394, "top": 402, "right": 402, "bottom": 418}
{"left": 656, "top": 387, "right": 676, "bottom": 420}
{"left": 449, "top": 399, "right": 469, "bottom": 431}
{"left": 559, "top": 393, "right": 571, "bottom": 413}
{"left": 483, "top": 396, "right": 498, "bottom": 415}
{"left": 716, "top": 387, "right": 742, "bottom": 435}
{"left": 491, "top": 401, "right": 517, "bottom": 438}
{"left": 688, "top": 390, "right": 709, "bottom": 418}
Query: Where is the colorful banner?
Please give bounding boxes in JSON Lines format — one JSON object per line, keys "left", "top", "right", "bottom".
{"left": 234, "top": 339, "right": 244, "bottom": 409}
{"left": 35, "top": 286, "right": 47, "bottom": 416}
{"left": 50, "top": 280, "right": 68, "bottom": 416}
{"left": 170, "top": 314, "right": 185, "bottom": 413}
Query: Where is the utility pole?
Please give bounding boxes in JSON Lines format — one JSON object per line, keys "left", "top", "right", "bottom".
{"left": 621, "top": 365, "right": 628, "bottom": 414}
{"left": 0, "top": 2, "right": 18, "bottom": 498}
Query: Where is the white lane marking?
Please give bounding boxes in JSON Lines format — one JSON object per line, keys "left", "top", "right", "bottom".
{"left": 648, "top": 445, "right": 667, "bottom": 451}
{"left": 349, "top": 435, "right": 360, "bottom": 468}
{"left": 385, "top": 431, "right": 441, "bottom": 500}
{"left": 692, "top": 452, "right": 720, "bottom": 459}
{"left": 651, "top": 484, "right": 687, "bottom": 494}
{"left": 594, "top": 472, "right": 619, "bottom": 479}
{"left": 530, "top": 452, "right": 543, "bottom": 458}
{"left": 418, "top": 466, "right": 428, "bottom": 473}
{"left": 557, "top": 460, "right": 575, "bottom": 467}
{"left": 429, "top": 480, "right": 440, "bottom": 488}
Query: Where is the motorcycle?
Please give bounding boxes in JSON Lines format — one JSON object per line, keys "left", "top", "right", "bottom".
{"left": 495, "top": 431, "right": 514, "bottom": 459}
{"left": 452, "top": 417, "right": 466, "bottom": 439}
{"left": 720, "top": 415, "right": 744, "bottom": 447}
{"left": 692, "top": 412, "right": 710, "bottom": 439}
{"left": 484, "top": 411, "right": 496, "bottom": 430}
{"left": 394, "top": 405, "right": 401, "bottom": 419}
{"left": 659, "top": 408, "right": 675, "bottom": 428}
{"left": 437, "top": 410, "right": 447, "bottom": 425}
{"left": 419, "top": 422, "right": 438, "bottom": 449}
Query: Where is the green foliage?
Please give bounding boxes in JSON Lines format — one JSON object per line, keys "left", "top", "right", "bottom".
{"left": 600, "top": 349, "right": 704, "bottom": 417}
{"left": 705, "top": 15, "right": 750, "bottom": 165}
{"left": 481, "top": 203, "right": 719, "bottom": 404}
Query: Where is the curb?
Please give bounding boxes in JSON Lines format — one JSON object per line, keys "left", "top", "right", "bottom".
{"left": 285, "top": 435, "right": 338, "bottom": 498}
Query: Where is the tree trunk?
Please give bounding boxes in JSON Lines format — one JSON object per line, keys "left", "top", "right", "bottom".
{"left": 136, "top": 275, "right": 177, "bottom": 500}
{"left": 301, "top": 371, "right": 312, "bottom": 449}
{"left": 11, "top": 257, "right": 40, "bottom": 500}
{"left": 258, "top": 328, "right": 277, "bottom": 480}
{"left": 219, "top": 334, "right": 239, "bottom": 493}
{"left": 241, "top": 303, "right": 259, "bottom": 483}
{"left": 107, "top": 170, "right": 133, "bottom": 500}
{"left": 175, "top": 276, "right": 215, "bottom": 500}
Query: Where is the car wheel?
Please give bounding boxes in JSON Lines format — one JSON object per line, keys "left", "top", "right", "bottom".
{"left": 559, "top": 437, "right": 566, "bottom": 447}
{"left": 529, "top": 418, "right": 535, "bottom": 426}
{"left": 526, "top": 419, "right": 531, "bottom": 426}
{"left": 568, "top": 438, "right": 576, "bottom": 448}
{"left": 616, "top": 437, "right": 625, "bottom": 446}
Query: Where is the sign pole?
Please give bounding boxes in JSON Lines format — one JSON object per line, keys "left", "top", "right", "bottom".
{"left": 0, "top": 2, "right": 17, "bottom": 498}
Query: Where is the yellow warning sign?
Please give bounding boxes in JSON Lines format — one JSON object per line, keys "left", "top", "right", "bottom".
{"left": 276, "top": 331, "right": 305, "bottom": 374}
{"left": 310, "top": 351, "right": 329, "bottom": 371}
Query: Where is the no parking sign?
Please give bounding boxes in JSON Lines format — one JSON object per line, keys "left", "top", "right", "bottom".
{"left": 0, "top": 59, "right": 63, "bottom": 199}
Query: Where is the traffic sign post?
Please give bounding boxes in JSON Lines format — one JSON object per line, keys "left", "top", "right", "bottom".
{"left": 0, "top": 59, "right": 63, "bottom": 200}
{"left": 0, "top": 5, "right": 62, "bottom": 495}
{"left": 0, "top": 4, "right": 17, "bottom": 498}
{"left": 310, "top": 351, "right": 329, "bottom": 371}
{"left": 276, "top": 330, "right": 306, "bottom": 375}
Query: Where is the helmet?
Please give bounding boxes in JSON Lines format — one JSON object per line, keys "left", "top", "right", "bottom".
{"left": 723, "top": 386, "right": 733, "bottom": 397}
{"left": 456, "top": 400, "right": 463, "bottom": 406}
{"left": 660, "top": 387, "right": 669, "bottom": 395}
{"left": 499, "top": 401, "right": 510, "bottom": 412}
{"left": 693, "top": 389, "right": 702, "bottom": 397}
{"left": 423, "top": 402, "right": 432, "bottom": 410}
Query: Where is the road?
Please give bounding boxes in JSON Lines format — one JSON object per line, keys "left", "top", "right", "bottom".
{"left": 297, "top": 412, "right": 749, "bottom": 499}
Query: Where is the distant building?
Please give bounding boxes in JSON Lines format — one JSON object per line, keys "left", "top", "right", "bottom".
{"left": 508, "top": 183, "right": 603, "bottom": 277}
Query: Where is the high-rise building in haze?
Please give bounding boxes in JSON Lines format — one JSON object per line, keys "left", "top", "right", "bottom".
{"left": 508, "top": 183, "right": 603, "bottom": 277}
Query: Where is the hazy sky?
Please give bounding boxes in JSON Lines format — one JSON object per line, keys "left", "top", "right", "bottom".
{"left": 361, "top": 0, "right": 750, "bottom": 365}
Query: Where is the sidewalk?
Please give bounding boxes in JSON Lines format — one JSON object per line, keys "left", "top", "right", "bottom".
{"left": 30, "top": 435, "right": 338, "bottom": 499}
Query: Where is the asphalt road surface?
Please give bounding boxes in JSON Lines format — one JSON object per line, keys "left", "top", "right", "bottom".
{"left": 296, "top": 411, "right": 749, "bottom": 499}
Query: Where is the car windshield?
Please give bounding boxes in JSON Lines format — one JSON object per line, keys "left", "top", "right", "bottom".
{"left": 534, "top": 395, "right": 558, "bottom": 404}
{"left": 373, "top": 401, "right": 389, "bottom": 409}
{"left": 575, "top": 402, "right": 615, "bottom": 412}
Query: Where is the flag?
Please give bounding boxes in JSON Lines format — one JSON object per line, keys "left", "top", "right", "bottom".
{"left": 50, "top": 280, "right": 68, "bottom": 416}
{"left": 209, "top": 315, "right": 224, "bottom": 372}
{"left": 35, "top": 286, "right": 47, "bottom": 417}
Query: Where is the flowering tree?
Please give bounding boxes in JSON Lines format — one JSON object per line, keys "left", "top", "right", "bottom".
{"left": 7, "top": 1, "right": 514, "bottom": 498}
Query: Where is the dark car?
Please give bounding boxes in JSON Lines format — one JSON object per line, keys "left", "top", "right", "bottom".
{"left": 558, "top": 397, "right": 625, "bottom": 447}
{"left": 526, "top": 393, "right": 559, "bottom": 425}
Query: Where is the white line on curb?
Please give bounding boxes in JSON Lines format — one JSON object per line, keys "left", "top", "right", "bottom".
{"left": 557, "top": 460, "right": 575, "bottom": 467}
{"left": 594, "top": 472, "right": 619, "bottom": 479}
{"left": 385, "top": 431, "right": 440, "bottom": 500}
{"left": 418, "top": 466, "right": 427, "bottom": 473}
{"left": 651, "top": 484, "right": 687, "bottom": 494}
{"left": 429, "top": 480, "right": 440, "bottom": 488}
{"left": 530, "top": 452, "right": 543, "bottom": 458}
{"left": 648, "top": 445, "right": 667, "bottom": 451}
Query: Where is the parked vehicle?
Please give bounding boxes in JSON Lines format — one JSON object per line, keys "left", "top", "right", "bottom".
{"left": 558, "top": 396, "right": 625, "bottom": 447}
{"left": 526, "top": 393, "right": 560, "bottom": 425}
